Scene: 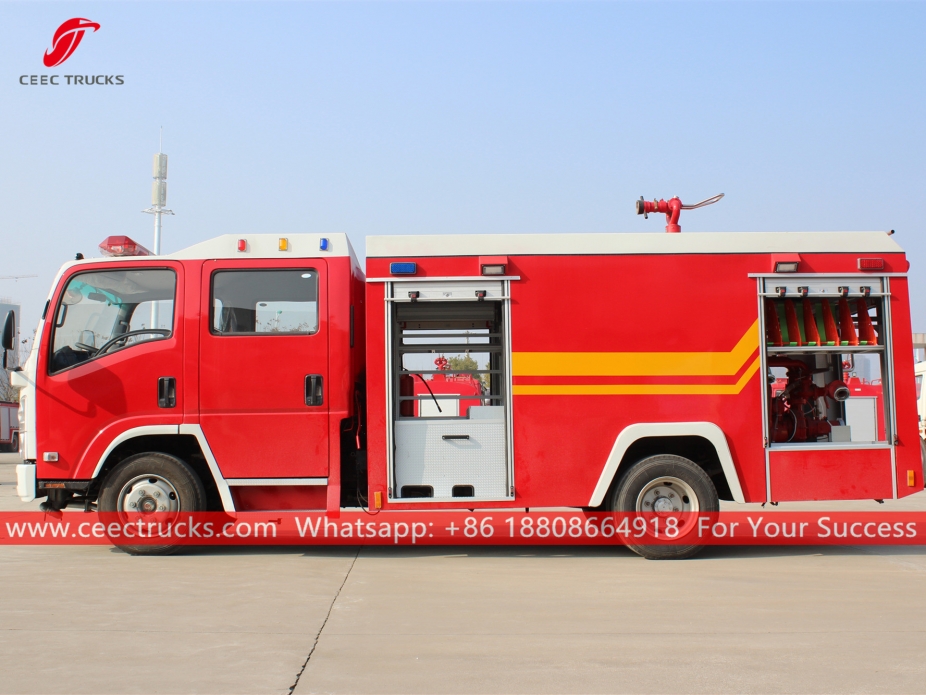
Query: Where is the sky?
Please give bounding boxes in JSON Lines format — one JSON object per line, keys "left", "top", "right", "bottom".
{"left": 1, "top": 1, "right": 925, "bottom": 339}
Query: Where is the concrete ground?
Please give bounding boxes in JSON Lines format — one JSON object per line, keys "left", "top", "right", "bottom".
{"left": 1, "top": 451, "right": 925, "bottom": 694}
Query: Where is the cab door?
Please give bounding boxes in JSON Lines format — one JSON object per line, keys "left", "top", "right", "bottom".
{"left": 36, "top": 263, "right": 184, "bottom": 479}
{"left": 199, "top": 261, "right": 329, "bottom": 479}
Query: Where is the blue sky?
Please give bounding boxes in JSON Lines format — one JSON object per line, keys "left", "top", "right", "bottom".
{"left": 1, "top": 1, "right": 925, "bottom": 335}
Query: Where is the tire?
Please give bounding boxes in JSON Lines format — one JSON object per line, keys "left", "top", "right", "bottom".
{"left": 98, "top": 452, "right": 206, "bottom": 555}
{"left": 609, "top": 454, "right": 719, "bottom": 560}
{"left": 9, "top": 432, "right": 18, "bottom": 455}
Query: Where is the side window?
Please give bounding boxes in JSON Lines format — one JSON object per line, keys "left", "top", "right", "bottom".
{"left": 49, "top": 269, "right": 176, "bottom": 374}
{"left": 212, "top": 270, "right": 318, "bottom": 335}
{"left": 763, "top": 279, "right": 889, "bottom": 444}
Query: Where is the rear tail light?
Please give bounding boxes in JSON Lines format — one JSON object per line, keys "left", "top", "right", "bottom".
{"left": 98, "top": 236, "right": 151, "bottom": 257}
{"left": 858, "top": 258, "right": 884, "bottom": 270}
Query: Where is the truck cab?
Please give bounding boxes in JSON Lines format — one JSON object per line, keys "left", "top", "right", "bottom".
{"left": 14, "top": 233, "right": 365, "bottom": 518}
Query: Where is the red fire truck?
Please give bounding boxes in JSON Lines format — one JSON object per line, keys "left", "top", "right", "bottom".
{"left": 0, "top": 402, "right": 19, "bottom": 453}
{"left": 9, "top": 228, "right": 921, "bottom": 558}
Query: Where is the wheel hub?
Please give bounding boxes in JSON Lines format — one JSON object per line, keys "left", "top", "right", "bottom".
{"left": 119, "top": 476, "right": 179, "bottom": 515}
{"left": 636, "top": 476, "right": 700, "bottom": 533}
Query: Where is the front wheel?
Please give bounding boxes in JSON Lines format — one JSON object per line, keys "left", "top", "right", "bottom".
{"left": 98, "top": 452, "right": 206, "bottom": 555}
{"left": 610, "top": 454, "right": 719, "bottom": 560}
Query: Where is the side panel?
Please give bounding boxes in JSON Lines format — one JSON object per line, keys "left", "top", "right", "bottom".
{"left": 365, "top": 251, "right": 912, "bottom": 509}
{"left": 885, "top": 277, "right": 923, "bottom": 496}
{"left": 365, "top": 281, "right": 389, "bottom": 505}
{"left": 769, "top": 448, "right": 893, "bottom": 501}
{"left": 506, "top": 253, "right": 765, "bottom": 506}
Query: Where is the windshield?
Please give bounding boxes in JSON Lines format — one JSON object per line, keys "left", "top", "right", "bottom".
{"left": 50, "top": 269, "right": 176, "bottom": 373}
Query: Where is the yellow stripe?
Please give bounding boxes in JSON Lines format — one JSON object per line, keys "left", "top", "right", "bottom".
{"left": 512, "top": 356, "right": 761, "bottom": 396}
{"left": 512, "top": 320, "right": 759, "bottom": 377}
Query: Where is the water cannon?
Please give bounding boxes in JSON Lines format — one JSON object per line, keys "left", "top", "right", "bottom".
{"left": 636, "top": 193, "right": 724, "bottom": 233}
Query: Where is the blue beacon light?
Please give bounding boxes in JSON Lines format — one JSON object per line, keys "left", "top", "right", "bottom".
{"left": 390, "top": 262, "right": 417, "bottom": 275}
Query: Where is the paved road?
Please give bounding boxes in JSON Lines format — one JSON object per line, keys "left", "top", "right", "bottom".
{"left": 2, "top": 452, "right": 925, "bottom": 694}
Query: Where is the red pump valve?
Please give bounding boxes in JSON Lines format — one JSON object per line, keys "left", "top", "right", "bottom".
{"left": 636, "top": 193, "right": 724, "bottom": 233}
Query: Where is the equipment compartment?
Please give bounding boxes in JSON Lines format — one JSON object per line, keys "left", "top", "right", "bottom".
{"left": 388, "top": 285, "right": 512, "bottom": 500}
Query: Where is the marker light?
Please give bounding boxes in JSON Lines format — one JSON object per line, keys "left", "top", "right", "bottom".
{"left": 279, "top": 238, "right": 289, "bottom": 251}
{"left": 772, "top": 253, "right": 800, "bottom": 273}
{"left": 858, "top": 258, "right": 884, "bottom": 271}
{"left": 237, "top": 239, "right": 247, "bottom": 252}
{"left": 99, "top": 236, "right": 151, "bottom": 257}
{"left": 480, "top": 256, "right": 508, "bottom": 276}
{"left": 319, "top": 238, "right": 330, "bottom": 251}
{"left": 390, "top": 262, "right": 417, "bottom": 275}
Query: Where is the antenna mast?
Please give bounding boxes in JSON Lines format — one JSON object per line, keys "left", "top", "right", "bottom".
{"left": 142, "top": 127, "right": 175, "bottom": 255}
{"left": 142, "top": 127, "right": 175, "bottom": 328}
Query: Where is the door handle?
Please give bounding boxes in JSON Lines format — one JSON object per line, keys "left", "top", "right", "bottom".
{"left": 305, "top": 375, "right": 324, "bottom": 406}
{"left": 158, "top": 377, "right": 176, "bottom": 408}
{"left": 442, "top": 434, "right": 470, "bottom": 440}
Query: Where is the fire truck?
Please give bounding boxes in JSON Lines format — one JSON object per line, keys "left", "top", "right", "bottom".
{"left": 8, "top": 226, "right": 922, "bottom": 559}
{"left": 1, "top": 311, "right": 20, "bottom": 452}
{"left": 0, "top": 402, "right": 19, "bottom": 453}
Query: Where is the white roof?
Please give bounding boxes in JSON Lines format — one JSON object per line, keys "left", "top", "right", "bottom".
{"left": 167, "top": 233, "right": 356, "bottom": 261}
{"left": 366, "top": 231, "right": 903, "bottom": 258}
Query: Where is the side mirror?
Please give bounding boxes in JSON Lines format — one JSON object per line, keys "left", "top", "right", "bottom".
{"left": 2, "top": 311, "right": 15, "bottom": 369}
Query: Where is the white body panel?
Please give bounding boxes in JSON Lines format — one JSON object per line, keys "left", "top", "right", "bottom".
{"left": 394, "top": 406, "right": 508, "bottom": 500}
{"left": 368, "top": 231, "right": 902, "bottom": 258}
{"left": 845, "top": 398, "right": 879, "bottom": 442}
{"left": 16, "top": 463, "right": 35, "bottom": 502}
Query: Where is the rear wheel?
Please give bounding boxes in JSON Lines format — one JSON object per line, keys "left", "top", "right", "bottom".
{"left": 98, "top": 452, "right": 206, "bottom": 555}
{"left": 610, "top": 454, "right": 719, "bottom": 560}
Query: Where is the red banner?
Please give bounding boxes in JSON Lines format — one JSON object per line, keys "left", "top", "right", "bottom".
{"left": 1, "top": 511, "right": 924, "bottom": 546}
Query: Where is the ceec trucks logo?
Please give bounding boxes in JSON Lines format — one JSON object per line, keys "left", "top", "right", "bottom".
{"left": 19, "top": 18, "right": 123, "bottom": 86}
{"left": 43, "top": 18, "right": 100, "bottom": 67}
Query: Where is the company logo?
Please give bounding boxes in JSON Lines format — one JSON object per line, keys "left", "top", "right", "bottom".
{"left": 43, "top": 18, "right": 100, "bottom": 68}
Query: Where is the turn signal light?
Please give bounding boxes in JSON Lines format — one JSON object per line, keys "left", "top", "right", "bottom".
{"left": 279, "top": 238, "right": 289, "bottom": 251}
{"left": 99, "top": 236, "right": 151, "bottom": 257}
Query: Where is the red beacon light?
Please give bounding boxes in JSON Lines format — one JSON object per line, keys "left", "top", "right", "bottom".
{"left": 636, "top": 193, "right": 724, "bottom": 233}
{"left": 99, "top": 236, "right": 152, "bottom": 257}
